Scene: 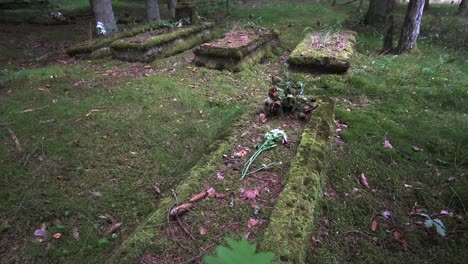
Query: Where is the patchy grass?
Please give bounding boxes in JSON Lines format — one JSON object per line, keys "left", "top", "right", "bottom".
{"left": 299, "top": 3, "right": 468, "bottom": 263}
{"left": 1, "top": 1, "right": 467, "bottom": 263}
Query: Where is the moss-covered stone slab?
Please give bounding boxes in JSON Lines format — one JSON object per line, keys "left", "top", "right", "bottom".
{"left": 193, "top": 29, "right": 279, "bottom": 72}
{"left": 288, "top": 31, "right": 357, "bottom": 73}
{"left": 110, "top": 22, "right": 215, "bottom": 62}
{"left": 258, "top": 97, "right": 335, "bottom": 263}
{"left": 66, "top": 21, "right": 164, "bottom": 59}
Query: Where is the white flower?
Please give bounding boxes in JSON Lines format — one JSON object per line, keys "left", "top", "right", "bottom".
{"left": 96, "top": 21, "right": 107, "bottom": 35}
{"left": 265, "top": 129, "right": 288, "bottom": 143}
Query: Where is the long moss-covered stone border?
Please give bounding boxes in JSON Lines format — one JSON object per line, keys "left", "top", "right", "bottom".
{"left": 193, "top": 29, "right": 279, "bottom": 71}
{"left": 258, "top": 97, "right": 335, "bottom": 263}
{"left": 110, "top": 22, "right": 215, "bottom": 62}
{"left": 288, "top": 31, "right": 357, "bottom": 73}
{"left": 109, "top": 97, "right": 334, "bottom": 263}
{"left": 66, "top": 21, "right": 164, "bottom": 58}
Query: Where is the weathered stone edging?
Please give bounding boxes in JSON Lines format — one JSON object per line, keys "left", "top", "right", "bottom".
{"left": 109, "top": 97, "right": 334, "bottom": 263}
{"left": 258, "top": 97, "right": 335, "bottom": 263}
{"left": 66, "top": 21, "right": 164, "bottom": 58}
{"left": 288, "top": 31, "right": 356, "bottom": 73}
{"left": 110, "top": 22, "right": 216, "bottom": 62}
{"left": 193, "top": 29, "right": 279, "bottom": 71}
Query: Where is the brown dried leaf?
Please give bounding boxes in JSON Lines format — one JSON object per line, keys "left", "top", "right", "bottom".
{"left": 359, "top": 173, "right": 369, "bottom": 189}
{"left": 371, "top": 219, "right": 378, "bottom": 232}
{"left": 106, "top": 222, "right": 122, "bottom": 234}
{"left": 393, "top": 230, "right": 402, "bottom": 240}
{"left": 199, "top": 227, "right": 207, "bottom": 236}
{"left": 401, "top": 239, "right": 410, "bottom": 252}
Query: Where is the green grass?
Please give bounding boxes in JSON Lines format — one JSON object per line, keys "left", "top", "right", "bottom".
{"left": 1, "top": 1, "right": 467, "bottom": 263}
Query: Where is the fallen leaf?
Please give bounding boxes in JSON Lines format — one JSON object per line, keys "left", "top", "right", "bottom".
{"left": 216, "top": 171, "right": 224, "bottom": 180}
{"left": 22, "top": 108, "right": 35, "bottom": 113}
{"left": 207, "top": 187, "right": 216, "bottom": 198}
{"left": 412, "top": 145, "right": 423, "bottom": 152}
{"left": 440, "top": 210, "right": 449, "bottom": 216}
{"left": 106, "top": 222, "right": 122, "bottom": 234}
{"left": 242, "top": 189, "right": 259, "bottom": 200}
{"left": 359, "top": 173, "right": 370, "bottom": 189}
{"left": 53, "top": 233, "right": 61, "bottom": 239}
{"left": 372, "top": 237, "right": 379, "bottom": 245}
{"left": 448, "top": 176, "right": 456, "bottom": 182}
{"left": 384, "top": 138, "right": 394, "bottom": 149}
{"left": 382, "top": 210, "right": 391, "bottom": 219}
{"left": 247, "top": 218, "right": 258, "bottom": 228}
{"left": 90, "top": 191, "right": 102, "bottom": 198}
{"left": 72, "top": 227, "right": 79, "bottom": 240}
{"left": 234, "top": 150, "right": 248, "bottom": 157}
{"left": 401, "top": 239, "right": 410, "bottom": 251}
{"left": 259, "top": 113, "right": 268, "bottom": 124}
{"left": 34, "top": 228, "right": 46, "bottom": 237}
{"left": 199, "top": 227, "right": 207, "bottom": 235}
{"left": 371, "top": 219, "right": 378, "bottom": 232}
{"left": 393, "top": 230, "right": 402, "bottom": 240}
{"left": 352, "top": 187, "right": 359, "bottom": 194}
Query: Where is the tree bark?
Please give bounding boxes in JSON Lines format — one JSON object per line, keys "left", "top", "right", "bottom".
{"left": 168, "top": 0, "right": 177, "bottom": 20}
{"left": 383, "top": 0, "right": 395, "bottom": 52}
{"left": 396, "top": 0, "right": 425, "bottom": 54}
{"left": 365, "top": 0, "right": 389, "bottom": 25}
{"left": 146, "top": 0, "right": 161, "bottom": 21}
{"left": 91, "top": 0, "right": 118, "bottom": 34}
{"left": 226, "top": 0, "right": 231, "bottom": 16}
{"left": 458, "top": 0, "right": 467, "bottom": 16}
{"left": 424, "top": 0, "right": 429, "bottom": 11}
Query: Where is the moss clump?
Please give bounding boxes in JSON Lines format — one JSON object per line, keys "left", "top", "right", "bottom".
{"left": 66, "top": 21, "right": 164, "bottom": 57}
{"left": 258, "top": 97, "right": 335, "bottom": 263}
{"left": 288, "top": 31, "right": 357, "bottom": 73}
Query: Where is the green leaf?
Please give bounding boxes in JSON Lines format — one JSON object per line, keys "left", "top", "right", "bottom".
{"left": 424, "top": 219, "right": 433, "bottom": 228}
{"left": 204, "top": 237, "right": 275, "bottom": 264}
{"left": 56, "top": 224, "right": 65, "bottom": 230}
{"left": 98, "top": 238, "right": 109, "bottom": 245}
{"left": 433, "top": 218, "right": 446, "bottom": 237}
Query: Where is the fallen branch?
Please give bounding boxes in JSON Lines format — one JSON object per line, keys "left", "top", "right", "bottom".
{"left": 7, "top": 128, "right": 22, "bottom": 152}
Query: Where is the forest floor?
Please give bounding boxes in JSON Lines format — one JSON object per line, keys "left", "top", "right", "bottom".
{"left": 1, "top": 1, "right": 467, "bottom": 263}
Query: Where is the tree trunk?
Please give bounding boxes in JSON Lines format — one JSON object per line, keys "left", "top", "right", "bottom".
{"left": 91, "top": 0, "right": 118, "bottom": 35}
{"left": 365, "top": 0, "right": 389, "bottom": 25}
{"left": 396, "top": 0, "right": 425, "bottom": 54}
{"left": 383, "top": 0, "right": 395, "bottom": 52}
{"left": 168, "top": 0, "right": 176, "bottom": 20}
{"left": 146, "top": 0, "right": 161, "bottom": 21}
{"left": 458, "top": 0, "right": 467, "bottom": 16}
{"left": 226, "top": 0, "right": 231, "bottom": 16}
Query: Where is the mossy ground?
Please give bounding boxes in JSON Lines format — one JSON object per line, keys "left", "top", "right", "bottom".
{"left": 1, "top": 1, "right": 467, "bottom": 263}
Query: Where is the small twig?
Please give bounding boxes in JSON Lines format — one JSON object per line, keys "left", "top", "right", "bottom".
{"left": 167, "top": 203, "right": 192, "bottom": 252}
{"left": 245, "top": 162, "right": 277, "bottom": 176}
{"left": 7, "top": 128, "right": 22, "bottom": 152}
{"left": 176, "top": 216, "right": 196, "bottom": 240}
{"left": 171, "top": 189, "right": 179, "bottom": 205}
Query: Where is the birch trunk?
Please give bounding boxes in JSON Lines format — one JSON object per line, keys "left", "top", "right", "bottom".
{"left": 396, "top": 0, "right": 425, "bottom": 54}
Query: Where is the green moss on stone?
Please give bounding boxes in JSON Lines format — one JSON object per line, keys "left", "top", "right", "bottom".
{"left": 66, "top": 21, "right": 164, "bottom": 57}
{"left": 288, "top": 31, "right": 357, "bottom": 73}
{"left": 258, "top": 97, "right": 335, "bottom": 264}
{"left": 110, "top": 22, "right": 214, "bottom": 51}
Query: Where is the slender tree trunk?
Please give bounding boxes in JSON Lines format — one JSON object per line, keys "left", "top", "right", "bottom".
{"left": 365, "top": 0, "right": 389, "bottom": 25}
{"left": 424, "top": 0, "right": 429, "bottom": 11}
{"left": 91, "top": 0, "right": 118, "bottom": 35}
{"left": 458, "top": 0, "right": 467, "bottom": 16}
{"left": 146, "top": 0, "right": 161, "bottom": 21}
{"left": 332, "top": 0, "right": 337, "bottom": 6}
{"left": 396, "top": 0, "right": 425, "bottom": 54}
{"left": 383, "top": 0, "right": 395, "bottom": 52}
{"left": 226, "top": 0, "right": 231, "bottom": 16}
{"left": 168, "top": 0, "right": 177, "bottom": 20}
